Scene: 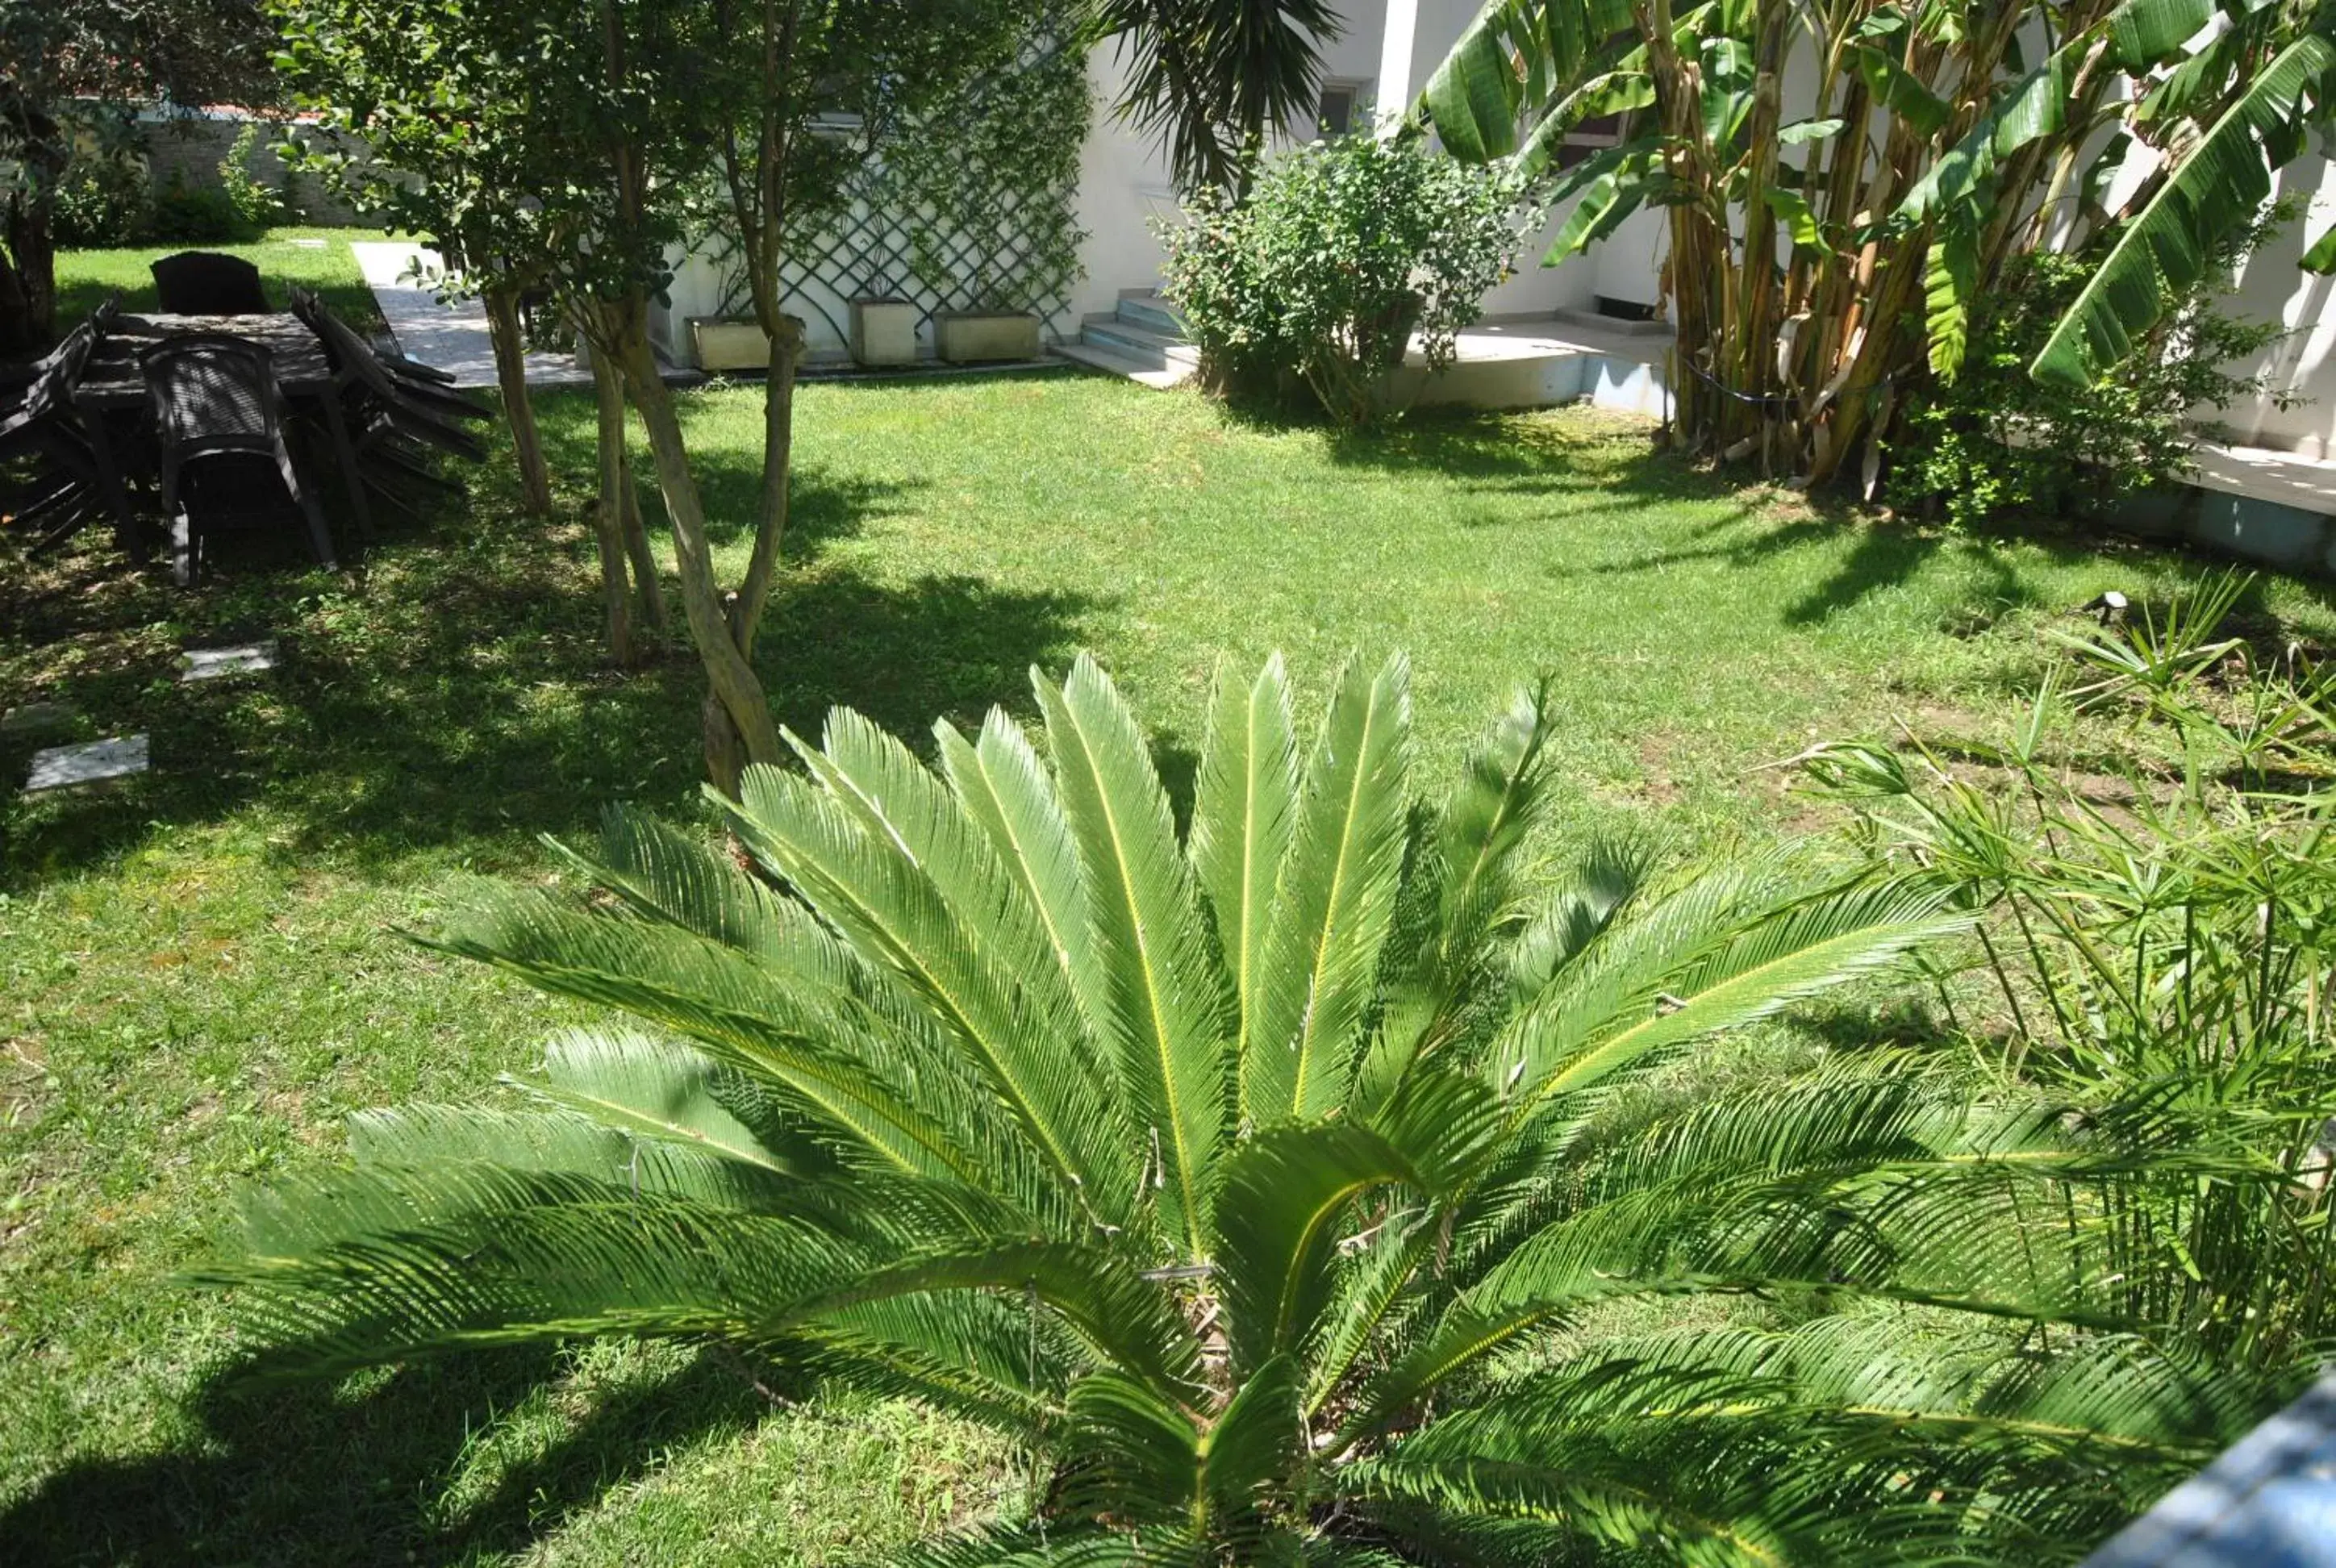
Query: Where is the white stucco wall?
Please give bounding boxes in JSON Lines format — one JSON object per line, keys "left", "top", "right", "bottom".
{"left": 2215, "top": 152, "right": 2336, "bottom": 456}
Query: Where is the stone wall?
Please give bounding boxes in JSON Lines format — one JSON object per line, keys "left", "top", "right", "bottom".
{"left": 135, "top": 116, "right": 374, "bottom": 227}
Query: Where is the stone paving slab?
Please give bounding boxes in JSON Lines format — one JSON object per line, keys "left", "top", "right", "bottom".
{"left": 2, "top": 700, "right": 75, "bottom": 736}
{"left": 350, "top": 241, "right": 592, "bottom": 391}
{"left": 25, "top": 735, "right": 148, "bottom": 792}
{"left": 181, "top": 640, "right": 281, "bottom": 682}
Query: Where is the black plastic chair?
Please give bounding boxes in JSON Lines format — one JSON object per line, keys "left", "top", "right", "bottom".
{"left": 1, "top": 311, "right": 107, "bottom": 553}
{"left": 140, "top": 334, "right": 336, "bottom": 583}
{"left": 150, "top": 252, "right": 270, "bottom": 315}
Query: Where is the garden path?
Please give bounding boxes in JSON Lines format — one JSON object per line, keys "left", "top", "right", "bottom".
{"left": 351, "top": 242, "right": 592, "bottom": 391}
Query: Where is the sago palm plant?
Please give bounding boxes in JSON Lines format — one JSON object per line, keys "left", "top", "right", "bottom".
{"left": 209, "top": 655, "right": 2300, "bottom": 1564}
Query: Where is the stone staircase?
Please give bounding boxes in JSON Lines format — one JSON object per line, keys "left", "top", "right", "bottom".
{"left": 1053, "top": 291, "right": 1199, "bottom": 387}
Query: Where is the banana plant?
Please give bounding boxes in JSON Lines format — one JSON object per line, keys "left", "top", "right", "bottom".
{"left": 206, "top": 656, "right": 2297, "bottom": 1564}
{"left": 1424, "top": 0, "right": 2320, "bottom": 486}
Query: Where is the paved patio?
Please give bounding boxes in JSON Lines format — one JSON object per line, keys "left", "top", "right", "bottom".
{"left": 351, "top": 242, "right": 592, "bottom": 390}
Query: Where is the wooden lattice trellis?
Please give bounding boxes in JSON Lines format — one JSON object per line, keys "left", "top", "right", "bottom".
{"left": 778, "top": 27, "right": 1087, "bottom": 346}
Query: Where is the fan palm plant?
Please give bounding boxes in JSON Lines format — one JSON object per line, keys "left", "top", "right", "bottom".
{"left": 208, "top": 655, "right": 2302, "bottom": 1564}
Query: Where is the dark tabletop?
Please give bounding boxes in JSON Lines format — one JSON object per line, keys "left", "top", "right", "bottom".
{"left": 73, "top": 313, "right": 335, "bottom": 408}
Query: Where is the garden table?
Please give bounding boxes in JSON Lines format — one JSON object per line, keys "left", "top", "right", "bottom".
{"left": 69, "top": 312, "right": 368, "bottom": 563}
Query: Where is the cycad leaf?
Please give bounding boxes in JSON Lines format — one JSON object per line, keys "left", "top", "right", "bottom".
{"left": 1215, "top": 1123, "right": 1417, "bottom": 1375}
{"left": 1191, "top": 654, "right": 1299, "bottom": 1078}
{"left": 1037, "top": 656, "right": 1231, "bottom": 1257}
{"left": 524, "top": 1028, "right": 818, "bottom": 1178}
{"left": 1058, "top": 1371, "right": 1201, "bottom": 1528}
{"left": 939, "top": 710, "right": 1112, "bottom": 1043}
{"left": 1198, "top": 1352, "right": 1302, "bottom": 1534}
{"left": 778, "top": 711, "right": 1135, "bottom": 1216}
{"left": 2034, "top": 32, "right": 2335, "bottom": 386}
{"left": 1359, "top": 682, "right": 1554, "bottom": 1108}
{"left": 1245, "top": 654, "right": 1412, "bottom": 1124}
{"left": 1504, "top": 878, "right": 1966, "bottom": 1114}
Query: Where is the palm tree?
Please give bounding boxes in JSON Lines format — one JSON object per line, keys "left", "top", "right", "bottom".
{"left": 1090, "top": 0, "right": 1346, "bottom": 194}
{"left": 209, "top": 655, "right": 2294, "bottom": 1563}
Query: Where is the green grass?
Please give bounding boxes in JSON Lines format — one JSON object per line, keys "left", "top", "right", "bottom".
{"left": 51, "top": 225, "right": 386, "bottom": 334}
{"left": 6, "top": 244, "right": 2336, "bottom": 1564}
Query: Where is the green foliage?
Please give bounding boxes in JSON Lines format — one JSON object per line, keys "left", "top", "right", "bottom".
{"left": 218, "top": 120, "right": 289, "bottom": 231}
{"left": 886, "top": 26, "right": 1091, "bottom": 315}
{"left": 144, "top": 165, "right": 262, "bottom": 245}
{"left": 1888, "top": 230, "right": 2291, "bottom": 529}
{"left": 48, "top": 150, "right": 151, "bottom": 248}
{"left": 1159, "top": 132, "right": 1535, "bottom": 425}
{"left": 1800, "top": 571, "right": 2336, "bottom": 1378}
{"left": 1420, "top": 0, "right": 2331, "bottom": 478}
{"left": 1087, "top": 0, "right": 1346, "bottom": 194}
{"left": 196, "top": 646, "right": 2331, "bottom": 1565}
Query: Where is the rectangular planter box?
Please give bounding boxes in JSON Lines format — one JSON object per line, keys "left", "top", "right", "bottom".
{"left": 689, "top": 319, "right": 768, "bottom": 371}
{"left": 688, "top": 316, "right": 811, "bottom": 373}
{"left": 935, "top": 311, "right": 1041, "bottom": 364}
{"left": 850, "top": 298, "right": 920, "bottom": 366}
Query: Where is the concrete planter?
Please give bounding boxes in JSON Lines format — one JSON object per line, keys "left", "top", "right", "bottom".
{"left": 687, "top": 315, "right": 812, "bottom": 373}
{"left": 688, "top": 318, "right": 770, "bottom": 372}
{"left": 935, "top": 311, "right": 1041, "bottom": 364}
{"left": 850, "top": 298, "right": 920, "bottom": 366}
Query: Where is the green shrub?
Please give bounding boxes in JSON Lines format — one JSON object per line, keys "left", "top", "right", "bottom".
{"left": 51, "top": 154, "right": 153, "bottom": 248}
{"left": 219, "top": 122, "right": 290, "bottom": 231}
{"left": 1160, "top": 132, "right": 1534, "bottom": 425}
{"left": 146, "top": 167, "right": 261, "bottom": 245}
{"left": 1888, "top": 225, "right": 2291, "bottom": 528}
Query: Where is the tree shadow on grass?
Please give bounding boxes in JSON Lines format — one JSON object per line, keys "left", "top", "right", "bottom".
{"left": 2, "top": 483, "right": 1099, "bottom": 890}
{"left": 0, "top": 1345, "right": 792, "bottom": 1567}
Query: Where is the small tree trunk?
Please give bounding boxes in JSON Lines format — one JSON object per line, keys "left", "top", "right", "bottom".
{"left": 619, "top": 461, "right": 665, "bottom": 632}
{"left": 610, "top": 311, "right": 781, "bottom": 794}
{"left": 0, "top": 188, "right": 60, "bottom": 356}
{"left": 734, "top": 315, "right": 801, "bottom": 658}
{"left": 587, "top": 336, "right": 636, "bottom": 667}
{"left": 485, "top": 285, "right": 553, "bottom": 516}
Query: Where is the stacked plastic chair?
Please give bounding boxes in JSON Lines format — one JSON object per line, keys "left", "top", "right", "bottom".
{"left": 140, "top": 333, "right": 337, "bottom": 584}
{"left": 290, "top": 288, "right": 490, "bottom": 524}
{"left": 2, "top": 294, "right": 117, "bottom": 555}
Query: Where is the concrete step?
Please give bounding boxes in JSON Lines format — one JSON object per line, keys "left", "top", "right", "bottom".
{"left": 1053, "top": 339, "right": 1197, "bottom": 389}
{"left": 1079, "top": 315, "right": 1201, "bottom": 369}
{"left": 1115, "top": 290, "right": 1187, "bottom": 336}
{"left": 1551, "top": 305, "right": 1671, "bottom": 339}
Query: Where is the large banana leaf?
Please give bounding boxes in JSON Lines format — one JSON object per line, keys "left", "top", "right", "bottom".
{"left": 2034, "top": 31, "right": 2336, "bottom": 386}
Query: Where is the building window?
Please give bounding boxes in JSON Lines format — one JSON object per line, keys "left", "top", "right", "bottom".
{"left": 1555, "top": 112, "right": 1629, "bottom": 169}
{"left": 1315, "top": 80, "right": 1368, "bottom": 139}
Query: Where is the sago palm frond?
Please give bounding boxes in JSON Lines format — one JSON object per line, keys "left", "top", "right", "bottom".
{"left": 201, "top": 653, "right": 2319, "bottom": 1565}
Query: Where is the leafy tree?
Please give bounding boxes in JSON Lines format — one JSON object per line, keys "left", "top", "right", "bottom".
{"left": 1421, "top": 0, "right": 2336, "bottom": 486}
{"left": 1, "top": 0, "right": 274, "bottom": 352}
{"left": 1090, "top": 0, "right": 1347, "bottom": 194}
{"left": 272, "top": 0, "right": 661, "bottom": 652}
{"left": 202, "top": 654, "right": 2303, "bottom": 1564}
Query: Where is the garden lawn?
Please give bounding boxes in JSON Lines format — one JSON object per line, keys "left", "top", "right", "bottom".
{"left": 6, "top": 315, "right": 2336, "bottom": 1563}
{"left": 50, "top": 225, "right": 387, "bottom": 334}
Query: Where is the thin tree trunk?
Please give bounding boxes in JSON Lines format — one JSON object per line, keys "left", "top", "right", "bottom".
{"left": 0, "top": 186, "right": 60, "bottom": 356}
{"left": 587, "top": 328, "right": 636, "bottom": 667}
{"left": 611, "top": 311, "right": 781, "bottom": 794}
{"left": 619, "top": 460, "right": 665, "bottom": 632}
{"left": 485, "top": 285, "right": 553, "bottom": 516}
{"left": 736, "top": 315, "right": 799, "bottom": 658}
